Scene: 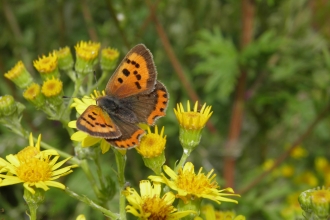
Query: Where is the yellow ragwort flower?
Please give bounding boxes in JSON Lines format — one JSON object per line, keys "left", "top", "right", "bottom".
{"left": 55, "top": 46, "right": 74, "bottom": 71}
{"left": 74, "top": 41, "right": 101, "bottom": 75}
{"left": 33, "top": 52, "right": 59, "bottom": 79}
{"left": 299, "top": 186, "right": 330, "bottom": 219}
{"left": 174, "top": 101, "right": 212, "bottom": 150}
{"left": 69, "top": 90, "right": 111, "bottom": 153}
{"left": 136, "top": 126, "right": 166, "bottom": 158}
{"left": 4, "top": 61, "right": 33, "bottom": 88}
{"left": 149, "top": 162, "right": 240, "bottom": 204}
{"left": 23, "top": 83, "right": 45, "bottom": 108}
{"left": 290, "top": 145, "right": 308, "bottom": 159}
{"left": 295, "top": 171, "right": 318, "bottom": 187}
{"left": 75, "top": 41, "right": 101, "bottom": 61}
{"left": 174, "top": 100, "right": 212, "bottom": 130}
{"left": 0, "top": 133, "right": 77, "bottom": 194}
{"left": 136, "top": 126, "right": 167, "bottom": 174}
{"left": 41, "top": 77, "right": 63, "bottom": 98}
{"left": 123, "top": 180, "right": 195, "bottom": 219}
{"left": 101, "top": 47, "right": 120, "bottom": 71}
{"left": 41, "top": 77, "right": 63, "bottom": 106}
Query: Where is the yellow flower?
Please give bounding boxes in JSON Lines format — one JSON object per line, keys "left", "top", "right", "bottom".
{"left": 23, "top": 83, "right": 45, "bottom": 108}
{"left": 290, "top": 145, "right": 308, "bottom": 159}
{"left": 174, "top": 101, "right": 212, "bottom": 150}
{"left": 76, "top": 214, "right": 86, "bottom": 220}
{"left": 174, "top": 101, "right": 212, "bottom": 130}
{"left": 136, "top": 126, "right": 166, "bottom": 158}
{"left": 123, "top": 180, "right": 195, "bottom": 219}
{"left": 75, "top": 41, "right": 100, "bottom": 61}
{"left": 295, "top": 171, "right": 318, "bottom": 187}
{"left": 41, "top": 77, "right": 63, "bottom": 106}
{"left": 69, "top": 90, "right": 111, "bottom": 154}
{"left": 149, "top": 162, "right": 240, "bottom": 204}
{"left": 0, "top": 133, "right": 77, "bottom": 194}
{"left": 41, "top": 77, "right": 63, "bottom": 97}
{"left": 281, "top": 164, "right": 294, "bottom": 178}
{"left": 4, "top": 61, "right": 33, "bottom": 88}
{"left": 33, "top": 52, "right": 59, "bottom": 79}
{"left": 136, "top": 126, "right": 166, "bottom": 174}
{"left": 299, "top": 186, "right": 330, "bottom": 218}
{"left": 75, "top": 41, "right": 100, "bottom": 75}
{"left": 101, "top": 47, "right": 120, "bottom": 71}
{"left": 55, "top": 46, "right": 74, "bottom": 71}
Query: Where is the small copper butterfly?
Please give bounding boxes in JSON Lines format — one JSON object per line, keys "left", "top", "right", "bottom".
{"left": 76, "top": 44, "right": 169, "bottom": 149}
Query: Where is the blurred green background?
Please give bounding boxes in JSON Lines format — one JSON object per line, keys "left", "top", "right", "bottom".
{"left": 1, "top": 0, "right": 330, "bottom": 219}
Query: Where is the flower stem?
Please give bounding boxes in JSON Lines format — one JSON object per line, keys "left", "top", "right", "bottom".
{"left": 65, "top": 188, "right": 119, "bottom": 220}
{"left": 88, "top": 70, "right": 110, "bottom": 94}
{"left": 174, "top": 148, "right": 192, "bottom": 173}
{"left": 113, "top": 148, "right": 127, "bottom": 220}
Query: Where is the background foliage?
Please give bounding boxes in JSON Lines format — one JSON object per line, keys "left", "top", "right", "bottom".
{"left": 1, "top": 0, "right": 330, "bottom": 219}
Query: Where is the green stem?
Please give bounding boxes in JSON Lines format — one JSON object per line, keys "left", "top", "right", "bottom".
{"left": 87, "top": 70, "right": 110, "bottom": 94}
{"left": 174, "top": 148, "right": 192, "bottom": 173}
{"left": 27, "top": 205, "right": 37, "bottom": 220}
{"left": 61, "top": 76, "right": 84, "bottom": 120}
{"left": 94, "top": 147, "right": 106, "bottom": 189}
{"left": 65, "top": 188, "right": 119, "bottom": 220}
{"left": 113, "top": 148, "right": 127, "bottom": 220}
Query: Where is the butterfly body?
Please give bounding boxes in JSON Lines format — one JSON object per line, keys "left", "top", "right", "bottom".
{"left": 76, "top": 44, "right": 169, "bottom": 149}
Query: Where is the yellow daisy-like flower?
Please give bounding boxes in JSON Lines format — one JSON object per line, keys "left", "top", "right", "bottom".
{"left": 55, "top": 46, "right": 74, "bottom": 71}
{"left": 33, "top": 52, "right": 59, "bottom": 79}
{"left": 23, "top": 83, "right": 45, "bottom": 108}
{"left": 0, "top": 133, "right": 77, "bottom": 194}
{"left": 101, "top": 47, "right": 120, "bottom": 71}
{"left": 174, "top": 100, "right": 212, "bottom": 130}
{"left": 4, "top": 61, "right": 33, "bottom": 89}
{"left": 74, "top": 41, "right": 100, "bottom": 75}
{"left": 174, "top": 101, "right": 213, "bottom": 150}
{"left": 136, "top": 126, "right": 166, "bottom": 158}
{"left": 69, "top": 90, "right": 111, "bottom": 154}
{"left": 123, "top": 180, "right": 195, "bottom": 219}
{"left": 41, "top": 77, "right": 63, "bottom": 98}
{"left": 41, "top": 77, "right": 63, "bottom": 106}
{"left": 299, "top": 186, "right": 330, "bottom": 218}
{"left": 290, "top": 145, "right": 308, "bottom": 159}
{"left": 136, "top": 126, "right": 167, "bottom": 174}
{"left": 149, "top": 162, "right": 240, "bottom": 204}
{"left": 75, "top": 41, "right": 101, "bottom": 61}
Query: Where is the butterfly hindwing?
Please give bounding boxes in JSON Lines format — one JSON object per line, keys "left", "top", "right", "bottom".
{"left": 105, "top": 44, "right": 157, "bottom": 98}
{"left": 119, "top": 81, "right": 169, "bottom": 125}
{"left": 105, "top": 117, "right": 145, "bottom": 149}
{"left": 76, "top": 105, "right": 121, "bottom": 138}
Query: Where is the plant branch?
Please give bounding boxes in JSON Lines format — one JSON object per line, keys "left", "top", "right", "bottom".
{"left": 238, "top": 104, "right": 330, "bottom": 195}
{"left": 223, "top": 0, "right": 255, "bottom": 188}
